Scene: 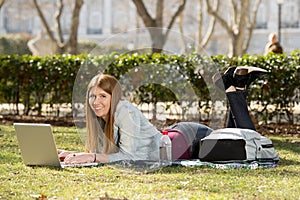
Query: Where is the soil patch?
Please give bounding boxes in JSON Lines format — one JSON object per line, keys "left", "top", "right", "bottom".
{"left": 0, "top": 115, "right": 75, "bottom": 127}
{"left": 1, "top": 114, "right": 299, "bottom": 136}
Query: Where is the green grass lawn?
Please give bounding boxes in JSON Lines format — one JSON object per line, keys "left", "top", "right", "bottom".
{"left": 0, "top": 124, "right": 299, "bottom": 200}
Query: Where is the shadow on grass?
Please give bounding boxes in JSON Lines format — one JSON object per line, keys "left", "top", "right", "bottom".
{"left": 276, "top": 157, "right": 300, "bottom": 166}
{"left": 2, "top": 128, "right": 299, "bottom": 172}
{"left": 271, "top": 138, "right": 300, "bottom": 166}
{"left": 272, "top": 138, "right": 300, "bottom": 153}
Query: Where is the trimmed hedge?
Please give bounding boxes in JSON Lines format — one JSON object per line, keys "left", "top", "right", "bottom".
{"left": 0, "top": 52, "right": 299, "bottom": 124}
{"left": 0, "top": 34, "right": 32, "bottom": 55}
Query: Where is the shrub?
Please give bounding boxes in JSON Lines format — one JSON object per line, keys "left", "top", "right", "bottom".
{"left": 0, "top": 53, "right": 299, "bottom": 124}
{"left": 0, "top": 33, "right": 32, "bottom": 55}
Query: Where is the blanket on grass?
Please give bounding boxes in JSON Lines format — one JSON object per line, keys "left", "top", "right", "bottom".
{"left": 178, "top": 160, "right": 277, "bottom": 169}
{"left": 90, "top": 159, "right": 278, "bottom": 172}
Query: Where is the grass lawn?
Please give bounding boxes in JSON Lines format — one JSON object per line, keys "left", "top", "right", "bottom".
{"left": 0, "top": 124, "right": 299, "bottom": 200}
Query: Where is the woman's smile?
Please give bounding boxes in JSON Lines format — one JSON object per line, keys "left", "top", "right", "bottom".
{"left": 89, "top": 86, "right": 111, "bottom": 121}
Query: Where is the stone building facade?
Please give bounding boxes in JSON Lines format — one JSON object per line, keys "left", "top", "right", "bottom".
{"left": 0, "top": 0, "right": 299, "bottom": 55}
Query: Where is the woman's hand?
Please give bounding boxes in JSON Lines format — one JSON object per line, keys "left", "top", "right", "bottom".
{"left": 64, "top": 153, "right": 110, "bottom": 164}
{"left": 64, "top": 152, "right": 95, "bottom": 164}
{"left": 58, "top": 149, "right": 77, "bottom": 162}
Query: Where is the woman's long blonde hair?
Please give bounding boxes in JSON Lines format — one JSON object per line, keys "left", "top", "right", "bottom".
{"left": 85, "top": 74, "right": 122, "bottom": 154}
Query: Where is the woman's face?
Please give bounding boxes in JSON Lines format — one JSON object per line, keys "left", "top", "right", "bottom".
{"left": 89, "top": 86, "right": 111, "bottom": 122}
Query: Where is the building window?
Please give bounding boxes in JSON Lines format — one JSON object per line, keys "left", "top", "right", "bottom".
{"left": 86, "top": 0, "right": 103, "bottom": 35}
{"left": 87, "top": 13, "right": 102, "bottom": 34}
{"left": 255, "top": 2, "right": 268, "bottom": 29}
{"left": 282, "top": 0, "right": 299, "bottom": 28}
{"left": 4, "top": 5, "right": 33, "bottom": 33}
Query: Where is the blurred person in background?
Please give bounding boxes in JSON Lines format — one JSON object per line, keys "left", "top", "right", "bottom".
{"left": 264, "top": 32, "right": 283, "bottom": 55}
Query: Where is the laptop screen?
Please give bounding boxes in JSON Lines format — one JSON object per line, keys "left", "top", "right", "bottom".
{"left": 14, "top": 123, "right": 61, "bottom": 167}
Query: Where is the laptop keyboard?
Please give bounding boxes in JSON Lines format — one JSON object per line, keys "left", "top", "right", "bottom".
{"left": 60, "top": 162, "right": 100, "bottom": 168}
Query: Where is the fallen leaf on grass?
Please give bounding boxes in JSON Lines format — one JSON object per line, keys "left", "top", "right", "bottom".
{"left": 30, "top": 194, "right": 47, "bottom": 199}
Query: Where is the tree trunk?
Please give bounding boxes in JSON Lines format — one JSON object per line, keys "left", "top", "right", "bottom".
{"left": 196, "top": 0, "right": 218, "bottom": 52}
{"left": 149, "top": 28, "right": 165, "bottom": 53}
{"left": 32, "top": 0, "right": 84, "bottom": 55}
{"left": 206, "top": 0, "right": 261, "bottom": 56}
{"left": 68, "top": 0, "right": 84, "bottom": 55}
{"left": 132, "top": 0, "right": 186, "bottom": 54}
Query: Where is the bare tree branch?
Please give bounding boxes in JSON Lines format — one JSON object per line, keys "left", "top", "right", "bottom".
{"left": 206, "top": 0, "right": 231, "bottom": 36}
{"left": 132, "top": 0, "right": 187, "bottom": 53}
{"left": 200, "top": 0, "right": 219, "bottom": 47}
{"left": 156, "top": 0, "right": 163, "bottom": 27}
{"left": 32, "top": 0, "right": 56, "bottom": 42}
{"left": 0, "top": 0, "right": 5, "bottom": 9}
{"left": 32, "top": 0, "right": 84, "bottom": 54}
{"left": 243, "top": 0, "right": 262, "bottom": 53}
{"left": 231, "top": 0, "right": 238, "bottom": 27}
{"left": 68, "top": 0, "right": 84, "bottom": 54}
{"left": 178, "top": 11, "right": 187, "bottom": 52}
{"left": 236, "top": 1, "right": 249, "bottom": 38}
{"left": 54, "top": 0, "right": 64, "bottom": 46}
{"left": 206, "top": 0, "right": 261, "bottom": 56}
{"left": 132, "top": 0, "right": 155, "bottom": 27}
{"left": 165, "top": 0, "right": 186, "bottom": 39}
{"left": 197, "top": 0, "right": 203, "bottom": 48}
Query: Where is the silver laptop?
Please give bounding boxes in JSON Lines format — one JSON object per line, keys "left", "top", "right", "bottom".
{"left": 13, "top": 123, "right": 98, "bottom": 168}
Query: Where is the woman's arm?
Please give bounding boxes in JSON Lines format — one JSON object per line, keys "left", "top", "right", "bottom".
{"left": 63, "top": 152, "right": 109, "bottom": 164}
{"left": 109, "top": 101, "right": 160, "bottom": 162}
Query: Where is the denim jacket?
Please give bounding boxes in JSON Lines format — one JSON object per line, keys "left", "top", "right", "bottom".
{"left": 108, "top": 100, "right": 161, "bottom": 162}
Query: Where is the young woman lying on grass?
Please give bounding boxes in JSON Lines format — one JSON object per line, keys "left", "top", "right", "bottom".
{"left": 58, "top": 67, "right": 267, "bottom": 164}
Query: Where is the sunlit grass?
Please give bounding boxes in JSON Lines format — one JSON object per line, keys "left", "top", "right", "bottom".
{"left": 0, "top": 125, "right": 299, "bottom": 199}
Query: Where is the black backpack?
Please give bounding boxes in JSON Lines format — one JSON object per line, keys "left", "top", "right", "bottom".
{"left": 199, "top": 128, "right": 279, "bottom": 163}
